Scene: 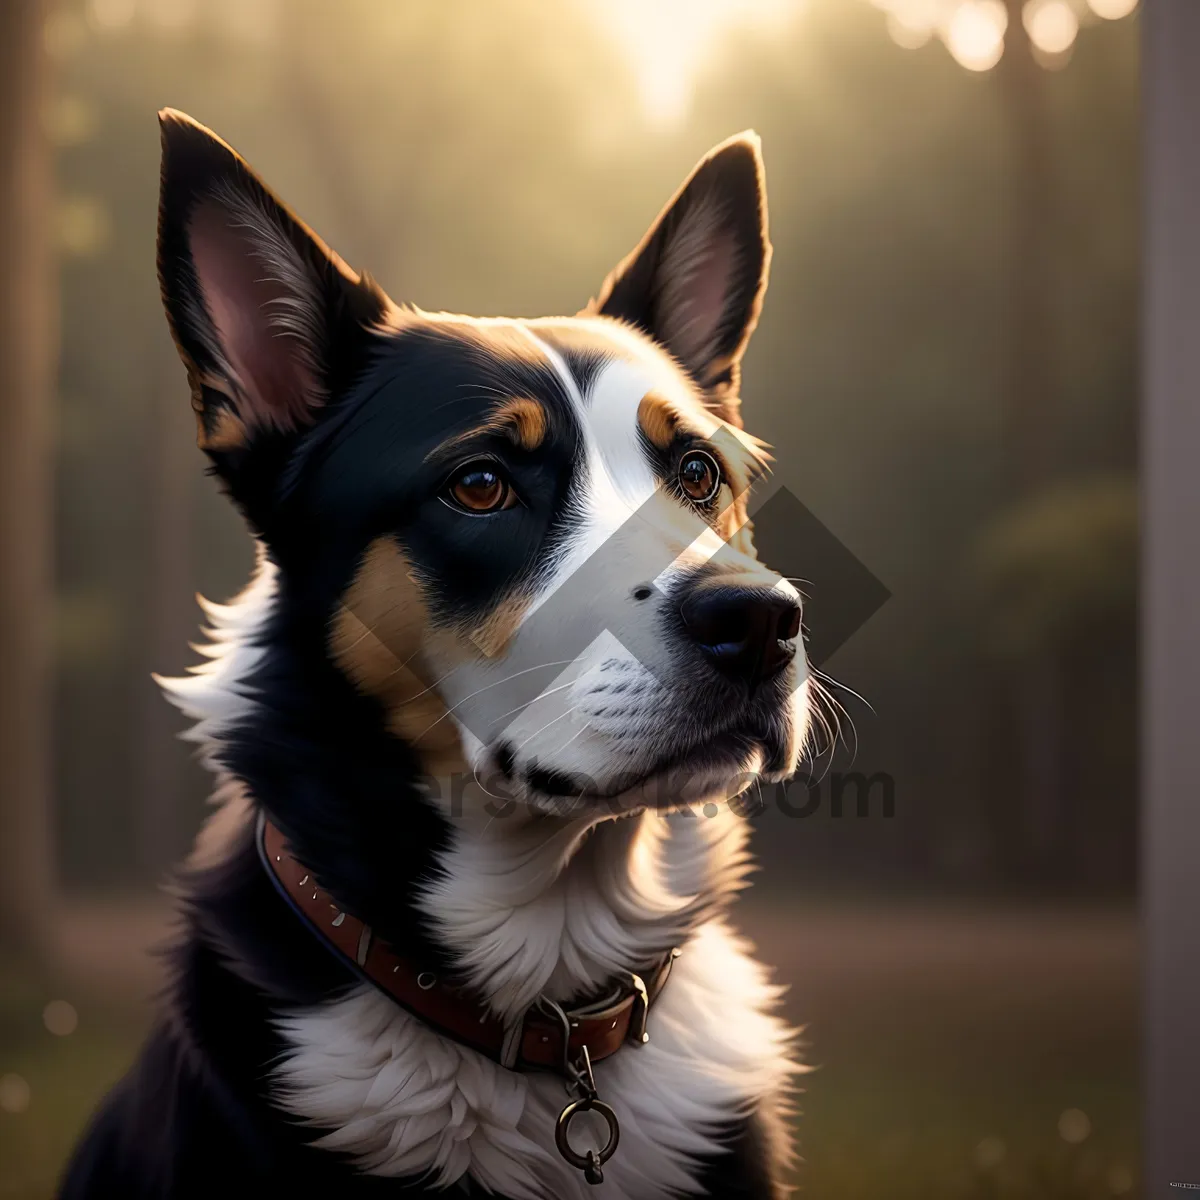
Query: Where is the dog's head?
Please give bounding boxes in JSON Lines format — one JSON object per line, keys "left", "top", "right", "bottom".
{"left": 157, "top": 110, "right": 808, "bottom": 818}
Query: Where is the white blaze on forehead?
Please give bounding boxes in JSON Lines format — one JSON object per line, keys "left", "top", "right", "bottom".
{"left": 519, "top": 327, "right": 660, "bottom": 513}
{"left": 514, "top": 331, "right": 663, "bottom": 622}
{"left": 580, "top": 350, "right": 730, "bottom": 592}
{"left": 513, "top": 325, "right": 753, "bottom": 620}
{"left": 583, "top": 356, "right": 662, "bottom": 511}
{"left": 516, "top": 323, "right": 588, "bottom": 410}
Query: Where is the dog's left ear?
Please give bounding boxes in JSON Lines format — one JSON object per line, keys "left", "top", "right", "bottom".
{"left": 586, "top": 132, "right": 770, "bottom": 427}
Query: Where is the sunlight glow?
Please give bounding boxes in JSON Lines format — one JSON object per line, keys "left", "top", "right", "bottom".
{"left": 1086, "top": 0, "right": 1138, "bottom": 17}
{"left": 887, "top": 12, "right": 933, "bottom": 49}
{"left": 146, "top": 0, "right": 197, "bottom": 32}
{"left": 214, "top": 0, "right": 278, "bottom": 44}
{"left": 876, "top": 0, "right": 1136, "bottom": 71}
{"left": 882, "top": 0, "right": 941, "bottom": 49}
{"left": 944, "top": 0, "right": 1007, "bottom": 72}
{"left": 585, "top": 0, "right": 799, "bottom": 127}
{"left": 87, "top": 0, "right": 135, "bottom": 29}
{"left": 1024, "top": 0, "right": 1079, "bottom": 56}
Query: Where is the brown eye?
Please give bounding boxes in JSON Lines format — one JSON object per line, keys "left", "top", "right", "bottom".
{"left": 445, "top": 463, "right": 515, "bottom": 514}
{"left": 678, "top": 450, "right": 721, "bottom": 504}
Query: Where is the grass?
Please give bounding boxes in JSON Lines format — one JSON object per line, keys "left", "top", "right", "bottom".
{"left": 748, "top": 896, "right": 1139, "bottom": 1198}
{"left": 796, "top": 1069, "right": 1138, "bottom": 1199}
{"left": 0, "top": 966, "right": 145, "bottom": 1200}
{"left": 0, "top": 900, "right": 1139, "bottom": 1199}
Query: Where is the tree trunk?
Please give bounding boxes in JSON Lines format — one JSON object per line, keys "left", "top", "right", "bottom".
{"left": 990, "top": 2, "right": 1063, "bottom": 885}
{"left": 0, "top": 0, "right": 56, "bottom": 955}
{"left": 1000, "top": 0, "right": 1056, "bottom": 493}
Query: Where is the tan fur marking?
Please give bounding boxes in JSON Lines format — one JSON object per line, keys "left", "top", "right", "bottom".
{"left": 330, "top": 538, "right": 466, "bottom": 775}
{"left": 633, "top": 392, "right": 764, "bottom": 553}
{"left": 200, "top": 405, "right": 248, "bottom": 452}
{"left": 467, "top": 592, "right": 532, "bottom": 659}
{"left": 637, "top": 391, "right": 680, "bottom": 451}
{"left": 427, "top": 396, "right": 548, "bottom": 460}
{"left": 178, "top": 356, "right": 250, "bottom": 453}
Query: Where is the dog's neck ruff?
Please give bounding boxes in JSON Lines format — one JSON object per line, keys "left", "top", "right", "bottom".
{"left": 257, "top": 812, "right": 678, "bottom": 1074}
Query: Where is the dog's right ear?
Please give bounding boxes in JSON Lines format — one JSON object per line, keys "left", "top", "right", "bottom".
{"left": 157, "top": 110, "right": 388, "bottom": 515}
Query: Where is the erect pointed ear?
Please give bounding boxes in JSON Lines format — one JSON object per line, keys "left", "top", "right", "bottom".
{"left": 585, "top": 132, "right": 770, "bottom": 427}
{"left": 156, "top": 110, "right": 389, "bottom": 493}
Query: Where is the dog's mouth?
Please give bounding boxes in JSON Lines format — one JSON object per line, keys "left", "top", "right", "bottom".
{"left": 516, "top": 723, "right": 790, "bottom": 815}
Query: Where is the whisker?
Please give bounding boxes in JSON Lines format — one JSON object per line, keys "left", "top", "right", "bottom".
{"left": 488, "top": 680, "right": 578, "bottom": 728}
{"left": 335, "top": 608, "right": 432, "bottom": 690}
{"left": 807, "top": 674, "right": 860, "bottom": 765}
{"left": 811, "top": 668, "right": 867, "bottom": 761}
{"left": 812, "top": 665, "right": 874, "bottom": 714}
{"left": 545, "top": 720, "right": 588, "bottom": 761}
{"left": 473, "top": 764, "right": 511, "bottom": 804}
{"left": 803, "top": 685, "right": 837, "bottom": 778}
{"left": 513, "top": 706, "right": 579, "bottom": 757}
{"left": 454, "top": 382, "right": 512, "bottom": 396}
{"left": 383, "top": 654, "right": 457, "bottom": 702}
{"left": 407, "top": 659, "right": 578, "bottom": 742}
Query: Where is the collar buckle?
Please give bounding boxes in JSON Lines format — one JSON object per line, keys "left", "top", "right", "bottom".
{"left": 628, "top": 972, "right": 650, "bottom": 1046}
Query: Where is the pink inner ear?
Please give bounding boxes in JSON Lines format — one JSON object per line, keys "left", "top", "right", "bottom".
{"left": 663, "top": 223, "right": 739, "bottom": 377}
{"left": 189, "top": 200, "right": 320, "bottom": 433}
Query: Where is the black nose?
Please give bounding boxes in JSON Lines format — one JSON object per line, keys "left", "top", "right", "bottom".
{"left": 680, "top": 582, "right": 801, "bottom": 686}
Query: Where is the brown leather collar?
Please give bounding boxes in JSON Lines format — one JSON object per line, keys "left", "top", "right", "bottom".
{"left": 257, "top": 813, "right": 678, "bottom": 1073}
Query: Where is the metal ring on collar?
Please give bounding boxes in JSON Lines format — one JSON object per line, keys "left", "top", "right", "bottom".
{"left": 554, "top": 1096, "right": 620, "bottom": 1173}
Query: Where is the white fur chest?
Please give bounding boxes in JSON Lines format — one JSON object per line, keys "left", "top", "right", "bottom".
{"left": 271, "top": 920, "right": 794, "bottom": 1200}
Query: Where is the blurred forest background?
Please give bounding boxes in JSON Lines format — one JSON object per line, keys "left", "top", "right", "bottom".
{"left": 0, "top": 0, "right": 1139, "bottom": 1196}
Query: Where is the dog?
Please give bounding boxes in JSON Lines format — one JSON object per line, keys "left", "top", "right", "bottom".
{"left": 60, "top": 109, "right": 809, "bottom": 1200}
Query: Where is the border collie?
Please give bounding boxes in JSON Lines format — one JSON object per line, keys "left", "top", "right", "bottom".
{"left": 61, "top": 110, "right": 808, "bottom": 1200}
